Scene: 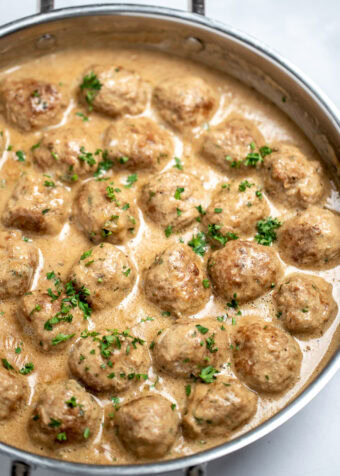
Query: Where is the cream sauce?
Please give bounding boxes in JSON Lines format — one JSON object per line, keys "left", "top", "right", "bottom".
{"left": 0, "top": 46, "right": 339, "bottom": 465}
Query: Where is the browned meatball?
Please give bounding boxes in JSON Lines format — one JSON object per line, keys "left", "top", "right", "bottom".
{"left": 232, "top": 319, "right": 302, "bottom": 393}
{"left": 153, "top": 320, "right": 229, "bottom": 378}
{"left": 143, "top": 243, "right": 210, "bottom": 317}
{"left": 263, "top": 144, "right": 324, "bottom": 207}
{"left": 0, "top": 370, "right": 26, "bottom": 420}
{"left": 32, "top": 127, "right": 97, "bottom": 182}
{"left": 79, "top": 65, "right": 149, "bottom": 116}
{"left": 18, "top": 285, "right": 86, "bottom": 352}
{"left": 114, "top": 395, "right": 179, "bottom": 458}
{"left": 183, "top": 376, "right": 257, "bottom": 438}
{"left": 0, "top": 79, "right": 66, "bottom": 131}
{"left": 153, "top": 77, "right": 216, "bottom": 130}
{"left": 273, "top": 274, "right": 337, "bottom": 334}
{"left": 73, "top": 179, "right": 139, "bottom": 244}
{"left": 208, "top": 240, "right": 282, "bottom": 303}
{"left": 69, "top": 329, "right": 149, "bottom": 392}
{"left": 203, "top": 180, "right": 269, "bottom": 245}
{"left": 70, "top": 243, "right": 135, "bottom": 311}
{"left": 278, "top": 207, "right": 340, "bottom": 268}
{"left": 2, "top": 173, "right": 71, "bottom": 235}
{"left": 0, "top": 230, "right": 38, "bottom": 299}
{"left": 103, "top": 117, "right": 173, "bottom": 171}
{"left": 140, "top": 170, "right": 203, "bottom": 231}
{"left": 29, "top": 379, "right": 100, "bottom": 447}
{"left": 200, "top": 116, "right": 265, "bottom": 171}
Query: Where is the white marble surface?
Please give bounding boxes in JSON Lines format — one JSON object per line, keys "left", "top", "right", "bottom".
{"left": 0, "top": 1, "right": 339, "bottom": 475}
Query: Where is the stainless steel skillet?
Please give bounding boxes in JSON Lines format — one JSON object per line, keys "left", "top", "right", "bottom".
{"left": 0, "top": 1, "right": 339, "bottom": 475}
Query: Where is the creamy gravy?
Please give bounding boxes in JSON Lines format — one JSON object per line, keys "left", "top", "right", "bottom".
{"left": 0, "top": 45, "right": 339, "bottom": 465}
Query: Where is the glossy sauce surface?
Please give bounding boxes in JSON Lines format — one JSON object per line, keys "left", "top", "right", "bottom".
{"left": 0, "top": 45, "right": 339, "bottom": 465}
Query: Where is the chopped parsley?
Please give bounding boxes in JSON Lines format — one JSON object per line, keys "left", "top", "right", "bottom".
{"left": 174, "top": 187, "right": 185, "bottom": 200}
{"left": 44, "top": 180, "right": 55, "bottom": 188}
{"left": 80, "top": 250, "right": 93, "bottom": 261}
{"left": 188, "top": 232, "right": 207, "bottom": 257}
{"left": 94, "top": 150, "right": 113, "bottom": 177}
{"left": 196, "top": 324, "right": 209, "bottom": 334}
{"left": 255, "top": 190, "right": 263, "bottom": 199}
{"left": 164, "top": 225, "right": 173, "bottom": 238}
{"left": 226, "top": 293, "right": 238, "bottom": 310}
{"left": 174, "top": 157, "right": 183, "bottom": 170}
{"left": 78, "top": 146, "right": 96, "bottom": 167}
{"left": 1, "top": 358, "right": 14, "bottom": 370}
{"left": 124, "top": 174, "right": 138, "bottom": 188}
{"left": 239, "top": 180, "right": 253, "bottom": 192}
{"left": 207, "top": 224, "right": 238, "bottom": 247}
{"left": 185, "top": 384, "right": 191, "bottom": 396}
{"left": 76, "top": 112, "right": 89, "bottom": 122}
{"left": 15, "top": 150, "right": 25, "bottom": 162}
{"left": 199, "top": 366, "right": 218, "bottom": 383}
{"left": 83, "top": 427, "right": 90, "bottom": 439}
{"left": 214, "top": 208, "right": 223, "bottom": 214}
{"left": 51, "top": 333, "right": 75, "bottom": 346}
{"left": 80, "top": 71, "right": 102, "bottom": 110}
{"left": 19, "top": 362, "right": 34, "bottom": 375}
{"left": 255, "top": 217, "right": 282, "bottom": 246}
{"left": 202, "top": 279, "right": 210, "bottom": 289}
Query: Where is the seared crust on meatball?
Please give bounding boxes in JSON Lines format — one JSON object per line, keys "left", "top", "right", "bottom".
{"left": 0, "top": 79, "right": 66, "bottom": 131}
{"left": 203, "top": 180, "right": 269, "bottom": 245}
{"left": 80, "top": 65, "right": 148, "bottom": 117}
{"left": 183, "top": 376, "right": 257, "bottom": 438}
{"left": 0, "top": 230, "right": 38, "bottom": 299}
{"left": 73, "top": 179, "right": 139, "bottom": 244}
{"left": 29, "top": 379, "right": 100, "bottom": 447}
{"left": 143, "top": 243, "right": 210, "bottom": 317}
{"left": 32, "top": 127, "right": 96, "bottom": 181}
{"left": 69, "top": 329, "right": 149, "bottom": 392}
{"left": 200, "top": 116, "right": 265, "bottom": 171}
{"left": 70, "top": 243, "right": 135, "bottom": 311}
{"left": 2, "top": 173, "right": 71, "bottom": 235}
{"left": 273, "top": 273, "right": 337, "bottom": 334}
{"left": 114, "top": 395, "right": 179, "bottom": 458}
{"left": 153, "top": 77, "right": 216, "bottom": 130}
{"left": 278, "top": 207, "right": 340, "bottom": 268}
{"left": 104, "top": 117, "right": 173, "bottom": 171}
{"left": 140, "top": 170, "right": 203, "bottom": 231}
{"left": 208, "top": 240, "right": 282, "bottom": 303}
{"left": 18, "top": 286, "right": 85, "bottom": 352}
{"left": 0, "top": 370, "right": 26, "bottom": 420}
{"left": 232, "top": 319, "right": 302, "bottom": 393}
{"left": 263, "top": 144, "right": 324, "bottom": 207}
{"left": 152, "top": 320, "right": 229, "bottom": 378}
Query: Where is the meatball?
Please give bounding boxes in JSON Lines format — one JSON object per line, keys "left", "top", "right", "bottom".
{"left": 203, "top": 180, "right": 269, "bottom": 245}
{"left": 29, "top": 379, "right": 100, "bottom": 447}
{"left": 73, "top": 179, "right": 139, "bottom": 244}
{"left": 208, "top": 240, "right": 282, "bottom": 303}
{"left": 0, "top": 230, "right": 38, "bottom": 299}
{"left": 0, "top": 370, "right": 26, "bottom": 420}
{"left": 70, "top": 243, "right": 135, "bottom": 311}
{"left": 114, "top": 395, "right": 179, "bottom": 458}
{"left": 143, "top": 243, "right": 210, "bottom": 317}
{"left": 153, "top": 77, "right": 216, "bottom": 129}
{"left": 153, "top": 320, "right": 228, "bottom": 378}
{"left": 103, "top": 117, "right": 173, "bottom": 171}
{"left": 2, "top": 173, "right": 71, "bottom": 235}
{"left": 273, "top": 274, "right": 337, "bottom": 334}
{"left": 32, "top": 127, "right": 96, "bottom": 182}
{"left": 200, "top": 116, "right": 265, "bottom": 171}
{"left": 140, "top": 170, "right": 203, "bottom": 230}
{"left": 79, "top": 65, "right": 148, "bottom": 117}
{"left": 232, "top": 320, "right": 302, "bottom": 393}
{"left": 69, "top": 328, "right": 149, "bottom": 392}
{"left": 263, "top": 144, "right": 324, "bottom": 207}
{"left": 0, "top": 79, "right": 66, "bottom": 131}
{"left": 278, "top": 206, "right": 340, "bottom": 268}
{"left": 183, "top": 376, "right": 257, "bottom": 438}
{"left": 18, "top": 286, "right": 85, "bottom": 352}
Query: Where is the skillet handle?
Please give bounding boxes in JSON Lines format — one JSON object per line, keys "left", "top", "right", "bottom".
{"left": 39, "top": 1, "right": 205, "bottom": 15}
{"left": 185, "top": 463, "right": 207, "bottom": 476}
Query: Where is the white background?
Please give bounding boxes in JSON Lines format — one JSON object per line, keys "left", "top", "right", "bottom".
{"left": 0, "top": 1, "right": 339, "bottom": 476}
